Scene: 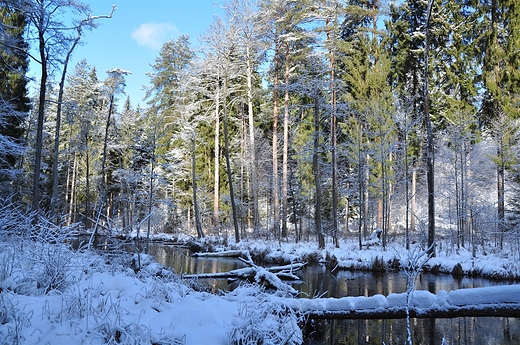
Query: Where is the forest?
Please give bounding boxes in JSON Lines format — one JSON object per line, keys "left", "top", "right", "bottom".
{"left": 1, "top": 0, "right": 520, "bottom": 256}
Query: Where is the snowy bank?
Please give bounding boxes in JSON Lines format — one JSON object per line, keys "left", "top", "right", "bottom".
{"left": 219, "top": 238, "right": 520, "bottom": 280}
{"left": 0, "top": 240, "right": 303, "bottom": 345}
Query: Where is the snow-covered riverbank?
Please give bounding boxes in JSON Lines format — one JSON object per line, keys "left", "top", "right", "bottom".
{"left": 2, "top": 233, "right": 520, "bottom": 344}
{"left": 177, "top": 235, "right": 520, "bottom": 281}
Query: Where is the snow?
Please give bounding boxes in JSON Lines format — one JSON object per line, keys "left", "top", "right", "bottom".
{"left": 0, "top": 242, "right": 303, "bottom": 345}
{"left": 1, "top": 237, "right": 520, "bottom": 344}
{"left": 289, "top": 285, "right": 520, "bottom": 316}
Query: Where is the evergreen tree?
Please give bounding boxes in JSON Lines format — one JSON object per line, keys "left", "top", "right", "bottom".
{"left": 0, "top": 1, "right": 30, "bottom": 195}
{"left": 478, "top": 0, "right": 520, "bottom": 247}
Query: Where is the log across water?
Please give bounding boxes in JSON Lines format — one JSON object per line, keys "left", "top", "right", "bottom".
{"left": 285, "top": 285, "right": 520, "bottom": 319}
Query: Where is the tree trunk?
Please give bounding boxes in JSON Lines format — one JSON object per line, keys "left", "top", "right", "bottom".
{"left": 497, "top": 144, "right": 505, "bottom": 249}
{"left": 357, "top": 125, "right": 364, "bottom": 250}
{"left": 51, "top": 32, "right": 81, "bottom": 221}
{"left": 272, "top": 38, "right": 280, "bottom": 238}
{"left": 281, "top": 41, "right": 290, "bottom": 239}
{"left": 192, "top": 137, "right": 204, "bottom": 239}
{"left": 32, "top": 11, "right": 48, "bottom": 215}
{"left": 222, "top": 72, "right": 240, "bottom": 243}
{"left": 67, "top": 153, "right": 77, "bottom": 225}
{"left": 145, "top": 125, "right": 156, "bottom": 254}
{"left": 213, "top": 74, "right": 221, "bottom": 228}
{"left": 411, "top": 168, "right": 417, "bottom": 233}
{"left": 328, "top": 26, "right": 339, "bottom": 248}
{"left": 85, "top": 132, "right": 91, "bottom": 229}
{"left": 313, "top": 95, "right": 325, "bottom": 249}
{"left": 246, "top": 44, "right": 259, "bottom": 232}
{"left": 424, "top": 0, "right": 435, "bottom": 257}
{"left": 100, "top": 94, "right": 114, "bottom": 210}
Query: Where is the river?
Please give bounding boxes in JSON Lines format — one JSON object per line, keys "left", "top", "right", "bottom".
{"left": 143, "top": 242, "right": 520, "bottom": 345}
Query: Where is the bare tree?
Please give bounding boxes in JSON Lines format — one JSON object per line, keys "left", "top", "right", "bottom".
{"left": 50, "top": 5, "right": 115, "bottom": 221}
{"left": 21, "top": 0, "right": 96, "bottom": 215}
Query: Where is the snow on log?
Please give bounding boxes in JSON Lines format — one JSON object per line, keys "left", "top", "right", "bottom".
{"left": 191, "top": 250, "right": 248, "bottom": 258}
{"left": 285, "top": 285, "right": 520, "bottom": 319}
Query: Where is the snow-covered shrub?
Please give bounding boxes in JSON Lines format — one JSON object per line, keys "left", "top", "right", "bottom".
{"left": 0, "top": 198, "right": 34, "bottom": 239}
{"left": 0, "top": 291, "right": 31, "bottom": 345}
{"left": 228, "top": 285, "right": 303, "bottom": 345}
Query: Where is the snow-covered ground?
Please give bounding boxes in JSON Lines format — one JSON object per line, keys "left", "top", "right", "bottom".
{"left": 1, "top": 233, "right": 520, "bottom": 344}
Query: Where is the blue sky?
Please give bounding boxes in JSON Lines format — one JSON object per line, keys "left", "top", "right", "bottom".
{"left": 32, "top": 0, "right": 225, "bottom": 107}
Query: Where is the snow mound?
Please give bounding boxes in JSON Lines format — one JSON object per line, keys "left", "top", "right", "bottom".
{"left": 447, "top": 285, "right": 520, "bottom": 306}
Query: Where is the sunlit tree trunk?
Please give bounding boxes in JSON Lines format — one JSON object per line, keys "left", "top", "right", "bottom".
{"left": 272, "top": 37, "right": 280, "bottom": 238}
{"left": 213, "top": 72, "right": 221, "bottom": 228}
{"left": 281, "top": 41, "right": 290, "bottom": 239}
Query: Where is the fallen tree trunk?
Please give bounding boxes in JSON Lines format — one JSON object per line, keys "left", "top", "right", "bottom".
{"left": 286, "top": 285, "right": 520, "bottom": 319}
{"left": 306, "top": 303, "right": 520, "bottom": 319}
{"left": 183, "top": 253, "right": 305, "bottom": 294}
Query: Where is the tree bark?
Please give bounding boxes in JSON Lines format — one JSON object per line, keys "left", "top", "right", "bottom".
{"left": 51, "top": 29, "right": 81, "bottom": 221}
{"left": 272, "top": 37, "right": 280, "bottom": 238}
{"left": 245, "top": 44, "right": 259, "bottom": 232}
{"left": 313, "top": 95, "right": 325, "bottom": 249}
{"left": 32, "top": 4, "right": 47, "bottom": 215}
{"left": 327, "top": 23, "right": 339, "bottom": 248}
{"left": 213, "top": 73, "right": 221, "bottom": 228}
{"left": 497, "top": 143, "right": 505, "bottom": 249}
{"left": 192, "top": 137, "right": 204, "bottom": 239}
{"left": 222, "top": 65, "right": 240, "bottom": 243}
{"left": 424, "top": 0, "right": 435, "bottom": 257}
{"left": 281, "top": 41, "right": 290, "bottom": 238}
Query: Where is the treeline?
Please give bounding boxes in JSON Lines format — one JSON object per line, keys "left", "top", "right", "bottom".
{"left": 1, "top": 0, "right": 519, "bottom": 253}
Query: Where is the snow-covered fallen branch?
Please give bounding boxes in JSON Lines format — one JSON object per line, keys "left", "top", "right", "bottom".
{"left": 184, "top": 253, "right": 302, "bottom": 294}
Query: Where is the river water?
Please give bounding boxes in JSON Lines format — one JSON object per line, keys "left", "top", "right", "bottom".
{"left": 142, "top": 242, "right": 520, "bottom": 345}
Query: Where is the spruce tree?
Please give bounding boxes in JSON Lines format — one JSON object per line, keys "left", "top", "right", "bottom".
{"left": 0, "top": 1, "right": 30, "bottom": 194}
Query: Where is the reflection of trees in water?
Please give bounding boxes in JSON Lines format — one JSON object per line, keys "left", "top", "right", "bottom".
{"left": 306, "top": 317, "right": 520, "bottom": 345}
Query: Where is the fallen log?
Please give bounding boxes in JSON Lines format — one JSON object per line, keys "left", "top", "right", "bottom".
{"left": 183, "top": 253, "right": 303, "bottom": 294}
{"left": 183, "top": 267, "right": 255, "bottom": 279}
{"left": 285, "top": 285, "right": 520, "bottom": 319}
{"left": 191, "top": 250, "right": 247, "bottom": 258}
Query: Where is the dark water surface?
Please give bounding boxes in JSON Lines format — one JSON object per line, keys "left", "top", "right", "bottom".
{"left": 144, "top": 242, "right": 520, "bottom": 345}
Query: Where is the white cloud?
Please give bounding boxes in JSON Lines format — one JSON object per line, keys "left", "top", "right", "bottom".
{"left": 131, "top": 22, "right": 178, "bottom": 49}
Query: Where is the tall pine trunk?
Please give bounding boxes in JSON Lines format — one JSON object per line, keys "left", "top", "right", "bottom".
{"left": 424, "top": 0, "right": 435, "bottom": 257}
{"left": 272, "top": 37, "right": 280, "bottom": 238}
{"left": 213, "top": 72, "right": 221, "bottom": 228}
{"left": 281, "top": 41, "right": 290, "bottom": 238}
{"left": 32, "top": 8, "right": 47, "bottom": 215}
{"left": 245, "top": 44, "right": 259, "bottom": 232}
{"left": 313, "top": 95, "right": 325, "bottom": 249}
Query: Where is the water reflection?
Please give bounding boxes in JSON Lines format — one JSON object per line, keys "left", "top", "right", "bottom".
{"left": 294, "top": 269, "right": 511, "bottom": 299}
{"left": 146, "top": 243, "right": 248, "bottom": 275}
{"left": 145, "top": 243, "right": 513, "bottom": 298}
{"left": 145, "top": 244, "right": 520, "bottom": 345}
{"left": 305, "top": 317, "right": 520, "bottom": 345}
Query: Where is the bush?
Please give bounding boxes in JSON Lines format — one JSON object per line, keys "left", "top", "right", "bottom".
{"left": 371, "top": 256, "right": 387, "bottom": 272}
{"left": 228, "top": 286, "right": 303, "bottom": 345}
{"left": 451, "top": 263, "right": 464, "bottom": 278}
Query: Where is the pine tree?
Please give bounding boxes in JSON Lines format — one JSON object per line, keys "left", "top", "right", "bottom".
{"left": 64, "top": 60, "right": 104, "bottom": 227}
{"left": 478, "top": 0, "right": 520, "bottom": 248}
